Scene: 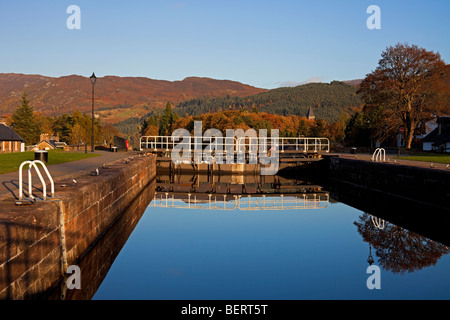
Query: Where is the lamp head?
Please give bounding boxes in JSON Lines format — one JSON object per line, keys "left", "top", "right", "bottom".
{"left": 90, "top": 72, "right": 97, "bottom": 86}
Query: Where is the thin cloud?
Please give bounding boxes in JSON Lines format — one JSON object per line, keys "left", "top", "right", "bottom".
{"left": 276, "top": 77, "right": 324, "bottom": 88}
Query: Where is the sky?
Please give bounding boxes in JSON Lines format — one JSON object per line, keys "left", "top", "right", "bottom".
{"left": 0, "top": 0, "right": 449, "bottom": 89}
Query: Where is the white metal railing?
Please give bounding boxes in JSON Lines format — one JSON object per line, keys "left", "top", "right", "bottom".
{"left": 140, "top": 136, "right": 330, "bottom": 154}
{"left": 140, "top": 136, "right": 238, "bottom": 152}
{"left": 371, "top": 148, "right": 386, "bottom": 162}
{"left": 18, "top": 160, "right": 55, "bottom": 201}
{"left": 236, "top": 137, "right": 330, "bottom": 154}
{"left": 151, "top": 192, "right": 329, "bottom": 211}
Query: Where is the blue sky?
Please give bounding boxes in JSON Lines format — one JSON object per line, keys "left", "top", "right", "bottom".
{"left": 0, "top": 0, "right": 449, "bottom": 89}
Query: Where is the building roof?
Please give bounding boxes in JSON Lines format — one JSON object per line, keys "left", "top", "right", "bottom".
{"left": 0, "top": 124, "right": 24, "bottom": 142}
{"left": 432, "top": 130, "right": 450, "bottom": 146}
{"left": 306, "top": 106, "right": 315, "bottom": 119}
{"left": 422, "top": 117, "right": 450, "bottom": 146}
{"left": 35, "top": 139, "right": 57, "bottom": 149}
{"left": 421, "top": 128, "right": 440, "bottom": 143}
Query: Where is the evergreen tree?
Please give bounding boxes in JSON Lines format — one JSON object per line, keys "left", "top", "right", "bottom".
{"left": 159, "top": 102, "right": 178, "bottom": 135}
{"left": 11, "top": 92, "right": 41, "bottom": 145}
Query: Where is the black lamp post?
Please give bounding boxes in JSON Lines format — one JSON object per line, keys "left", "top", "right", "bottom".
{"left": 10, "top": 123, "right": 15, "bottom": 153}
{"left": 90, "top": 73, "right": 97, "bottom": 152}
{"left": 369, "top": 81, "right": 376, "bottom": 152}
{"left": 367, "top": 120, "right": 372, "bottom": 152}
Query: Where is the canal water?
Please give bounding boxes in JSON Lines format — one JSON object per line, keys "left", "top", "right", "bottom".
{"left": 92, "top": 173, "right": 450, "bottom": 300}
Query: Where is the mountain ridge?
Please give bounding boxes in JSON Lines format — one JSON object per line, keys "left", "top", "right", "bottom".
{"left": 0, "top": 73, "right": 266, "bottom": 123}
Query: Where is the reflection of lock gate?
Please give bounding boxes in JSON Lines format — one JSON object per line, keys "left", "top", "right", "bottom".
{"left": 18, "top": 160, "right": 55, "bottom": 201}
{"left": 152, "top": 192, "right": 330, "bottom": 211}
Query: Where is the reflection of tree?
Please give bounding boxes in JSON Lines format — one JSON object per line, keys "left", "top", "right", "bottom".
{"left": 355, "top": 213, "right": 449, "bottom": 274}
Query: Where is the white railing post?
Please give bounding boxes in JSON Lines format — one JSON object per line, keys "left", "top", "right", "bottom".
{"left": 19, "top": 161, "right": 32, "bottom": 201}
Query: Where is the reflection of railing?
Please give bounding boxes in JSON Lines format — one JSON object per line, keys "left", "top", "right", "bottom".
{"left": 151, "top": 192, "right": 329, "bottom": 211}
{"left": 153, "top": 192, "right": 238, "bottom": 210}
{"left": 18, "top": 160, "right": 55, "bottom": 201}
{"left": 238, "top": 194, "right": 329, "bottom": 210}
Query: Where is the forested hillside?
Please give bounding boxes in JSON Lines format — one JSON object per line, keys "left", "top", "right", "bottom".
{"left": 176, "top": 81, "right": 363, "bottom": 123}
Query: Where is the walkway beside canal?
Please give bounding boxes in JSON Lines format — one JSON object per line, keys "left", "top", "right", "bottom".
{"left": 332, "top": 153, "right": 450, "bottom": 172}
{"left": 0, "top": 150, "right": 133, "bottom": 201}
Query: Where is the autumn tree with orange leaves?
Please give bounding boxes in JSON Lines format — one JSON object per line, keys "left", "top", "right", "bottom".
{"left": 358, "top": 43, "right": 449, "bottom": 149}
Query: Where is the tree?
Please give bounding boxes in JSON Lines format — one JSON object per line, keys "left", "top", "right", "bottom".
{"left": 11, "top": 92, "right": 42, "bottom": 145}
{"left": 159, "top": 102, "right": 178, "bottom": 135}
{"left": 69, "top": 123, "right": 85, "bottom": 146}
{"left": 100, "top": 123, "right": 120, "bottom": 145}
{"left": 358, "top": 43, "right": 448, "bottom": 149}
{"left": 309, "top": 119, "right": 329, "bottom": 137}
{"left": 52, "top": 114, "right": 76, "bottom": 142}
{"left": 344, "top": 112, "right": 370, "bottom": 147}
{"left": 140, "top": 115, "right": 159, "bottom": 136}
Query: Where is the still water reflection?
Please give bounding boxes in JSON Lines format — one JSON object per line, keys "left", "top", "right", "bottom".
{"left": 92, "top": 173, "right": 450, "bottom": 300}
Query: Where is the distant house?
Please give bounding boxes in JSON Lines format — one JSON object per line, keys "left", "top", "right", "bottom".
{"left": 415, "top": 118, "right": 439, "bottom": 140}
{"left": 0, "top": 124, "right": 24, "bottom": 153}
{"left": 30, "top": 134, "right": 67, "bottom": 151}
{"left": 31, "top": 140, "right": 57, "bottom": 151}
{"left": 422, "top": 117, "right": 450, "bottom": 153}
{"left": 306, "top": 106, "right": 315, "bottom": 120}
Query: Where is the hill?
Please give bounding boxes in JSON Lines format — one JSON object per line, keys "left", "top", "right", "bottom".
{"left": 0, "top": 73, "right": 266, "bottom": 123}
{"left": 176, "top": 81, "right": 363, "bottom": 123}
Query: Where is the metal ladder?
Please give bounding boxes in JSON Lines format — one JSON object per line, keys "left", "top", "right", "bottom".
{"left": 17, "top": 160, "right": 55, "bottom": 203}
{"left": 371, "top": 148, "right": 386, "bottom": 162}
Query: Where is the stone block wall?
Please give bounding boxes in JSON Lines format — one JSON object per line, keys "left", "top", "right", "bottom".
{"left": 329, "top": 157, "right": 450, "bottom": 210}
{"left": 0, "top": 154, "right": 156, "bottom": 299}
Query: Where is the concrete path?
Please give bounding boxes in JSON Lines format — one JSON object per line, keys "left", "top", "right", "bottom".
{"left": 333, "top": 153, "right": 450, "bottom": 171}
{"left": 0, "top": 150, "right": 133, "bottom": 200}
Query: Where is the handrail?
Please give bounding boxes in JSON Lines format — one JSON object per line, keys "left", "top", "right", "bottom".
{"left": 33, "top": 160, "right": 55, "bottom": 197}
{"left": 371, "top": 148, "right": 386, "bottom": 162}
{"left": 140, "top": 135, "right": 330, "bottom": 154}
{"left": 140, "top": 136, "right": 238, "bottom": 152}
{"left": 236, "top": 137, "right": 330, "bottom": 153}
{"left": 18, "top": 160, "right": 55, "bottom": 201}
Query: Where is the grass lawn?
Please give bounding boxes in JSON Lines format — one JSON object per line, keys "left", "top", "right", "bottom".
{"left": 396, "top": 154, "right": 450, "bottom": 164}
{"left": 0, "top": 150, "right": 100, "bottom": 174}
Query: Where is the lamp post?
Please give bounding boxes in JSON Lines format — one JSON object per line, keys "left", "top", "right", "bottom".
{"left": 10, "top": 123, "right": 15, "bottom": 153}
{"left": 367, "top": 120, "right": 372, "bottom": 153}
{"left": 369, "top": 81, "right": 376, "bottom": 152}
{"left": 90, "top": 73, "right": 97, "bottom": 152}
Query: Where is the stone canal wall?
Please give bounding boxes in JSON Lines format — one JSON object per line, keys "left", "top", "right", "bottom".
{"left": 0, "top": 154, "right": 156, "bottom": 299}
{"left": 328, "top": 157, "right": 450, "bottom": 210}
